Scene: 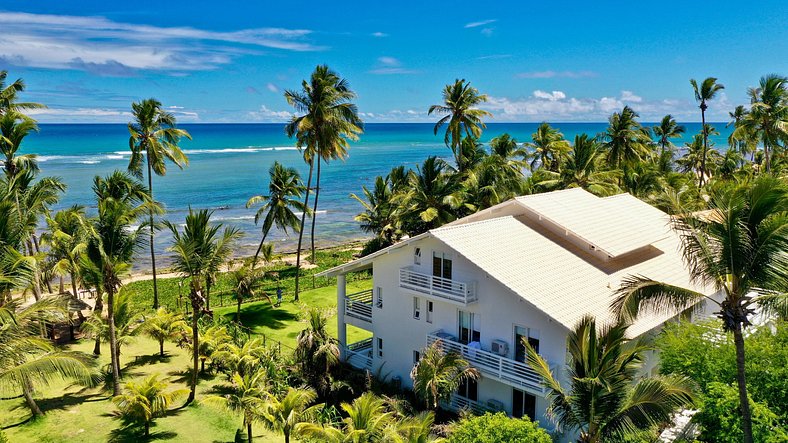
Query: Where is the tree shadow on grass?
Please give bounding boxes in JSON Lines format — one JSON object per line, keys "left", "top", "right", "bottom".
{"left": 108, "top": 426, "right": 178, "bottom": 442}
{"left": 220, "top": 302, "right": 298, "bottom": 332}
{"left": 125, "top": 353, "right": 173, "bottom": 369}
{"left": 167, "top": 366, "right": 218, "bottom": 386}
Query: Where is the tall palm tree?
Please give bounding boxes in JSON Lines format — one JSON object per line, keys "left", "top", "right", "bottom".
{"left": 401, "top": 156, "right": 469, "bottom": 234}
{"left": 734, "top": 74, "right": 788, "bottom": 172}
{"left": 601, "top": 106, "right": 651, "bottom": 169}
{"left": 165, "top": 208, "right": 241, "bottom": 403}
{"left": 0, "top": 298, "right": 94, "bottom": 417}
{"left": 612, "top": 175, "right": 788, "bottom": 443}
{"left": 82, "top": 171, "right": 155, "bottom": 395}
{"left": 203, "top": 369, "right": 270, "bottom": 443}
{"left": 727, "top": 105, "right": 752, "bottom": 158}
{"left": 690, "top": 77, "right": 725, "bottom": 185}
{"left": 428, "top": 79, "right": 491, "bottom": 173}
{"left": 525, "top": 123, "right": 571, "bottom": 171}
{"left": 229, "top": 264, "right": 270, "bottom": 323}
{"left": 677, "top": 133, "right": 722, "bottom": 182}
{"left": 113, "top": 374, "right": 188, "bottom": 437}
{"left": 350, "top": 175, "right": 401, "bottom": 245}
{"left": 42, "top": 205, "right": 87, "bottom": 297}
{"left": 410, "top": 339, "right": 479, "bottom": 410}
{"left": 535, "top": 135, "right": 620, "bottom": 196}
{"left": 138, "top": 307, "right": 187, "bottom": 357}
{"left": 285, "top": 65, "right": 363, "bottom": 299}
{"left": 652, "top": 115, "right": 686, "bottom": 157}
{"left": 259, "top": 387, "right": 320, "bottom": 443}
{"left": 0, "top": 111, "right": 39, "bottom": 180}
{"left": 246, "top": 161, "right": 307, "bottom": 266}
{"left": 0, "top": 71, "right": 46, "bottom": 115}
{"left": 525, "top": 316, "right": 694, "bottom": 442}
{"left": 128, "top": 98, "right": 191, "bottom": 310}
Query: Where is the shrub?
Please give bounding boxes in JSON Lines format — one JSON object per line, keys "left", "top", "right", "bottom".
{"left": 447, "top": 412, "right": 552, "bottom": 443}
{"left": 694, "top": 382, "right": 788, "bottom": 443}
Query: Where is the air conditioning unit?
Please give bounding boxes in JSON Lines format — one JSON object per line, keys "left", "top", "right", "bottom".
{"left": 487, "top": 399, "right": 504, "bottom": 411}
{"left": 491, "top": 339, "right": 509, "bottom": 356}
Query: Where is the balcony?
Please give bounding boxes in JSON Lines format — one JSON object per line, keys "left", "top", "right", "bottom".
{"left": 344, "top": 289, "right": 373, "bottom": 328}
{"left": 399, "top": 266, "right": 477, "bottom": 305}
{"left": 345, "top": 338, "right": 373, "bottom": 371}
{"left": 427, "top": 332, "right": 547, "bottom": 395}
{"left": 443, "top": 394, "right": 499, "bottom": 415}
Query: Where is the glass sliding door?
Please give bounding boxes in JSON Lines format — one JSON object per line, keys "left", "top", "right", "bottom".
{"left": 432, "top": 252, "right": 452, "bottom": 290}
{"left": 514, "top": 325, "right": 540, "bottom": 363}
{"left": 458, "top": 310, "right": 480, "bottom": 344}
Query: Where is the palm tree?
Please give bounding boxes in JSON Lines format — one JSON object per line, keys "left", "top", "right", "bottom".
{"left": 677, "top": 133, "right": 722, "bottom": 182}
{"left": 285, "top": 65, "right": 363, "bottom": 299}
{"left": 113, "top": 374, "right": 188, "bottom": 437}
{"left": 42, "top": 206, "right": 87, "bottom": 297}
{"left": 535, "top": 135, "right": 620, "bottom": 196}
{"left": 0, "top": 111, "right": 39, "bottom": 180}
{"left": 128, "top": 98, "right": 191, "bottom": 310}
{"left": 653, "top": 115, "right": 685, "bottom": 157}
{"left": 138, "top": 307, "right": 187, "bottom": 357}
{"left": 196, "top": 323, "right": 232, "bottom": 374}
{"left": 690, "top": 77, "right": 725, "bottom": 185}
{"left": 294, "top": 308, "right": 340, "bottom": 395}
{"left": 428, "top": 79, "right": 491, "bottom": 173}
{"left": 525, "top": 316, "right": 694, "bottom": 442}
{"left": 727, "top": 105, "right": 753, "bottom": 158}
{"left": 212, "top": 337, "right": 270, "bottom": 377}
{"left": 601, "top": 106, "right": 651, "bottom": 169}
{"left": 410, "top": 339, "right": 479, "bottom": 410}
{"left": 525, "top": 123, "right": 571, "bottom": 171}
{"left": 299, "top": 393, "right": 393, "bottom": 443}
{"left": 0, "top": 298, "right": 94, "bottom": 417}
{"left": 351, "top": 172, "right": 404, "bottom": 246}
{"left": 246, "top": 161, "right": 307, "bottom": 266}
{"left": 386, "top": 411, "right": 442, "bottom": 443}
{"left": 734, "top": 74, "right": 788, "bottom": 172}
{"left": 612, "top": 175, "right": 788, "bottom": 443}
{"left": 229, "top": 264, "right": 271, "bottom": 323}
{"left": 165, "top": 208, "right": 241, "bottom": 403}
{"left": 259, "top": 387, "right": 320, "bottom": 443}
{"left": 401, "top": 156, "right": 469, "bottom": 234}
{"left": 203, "top": 369, "right": 270, "bottom": 443}
{"left": 0, "top": 71, "right": 46, "bottom": 115}
{"left": 80, "top": 289, "right": 143, "bottom": 373}
{"left": 82, "top": 171, "right": 156, "bottom": 395}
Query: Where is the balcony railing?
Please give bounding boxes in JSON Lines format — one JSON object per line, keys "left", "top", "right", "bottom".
{"left": 427, "top": 332, "right": 547, "bottom": 394}
{"left": 399, "top": 266, "right": 477, "bottom": 305}
{"left": 443, "top": 394, "right": 498, "bottom": 415}
{"left": 345, "top": 338, "right": 373, "bottom": 371}
{"left": 344, "top": 289, "right": 373, "bottom": 323}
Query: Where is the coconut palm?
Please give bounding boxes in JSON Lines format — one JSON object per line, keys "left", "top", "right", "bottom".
{"left": 41, "top": 205, "right": 87, "bottom": 297}
{"left": 401, "top": 156, "right": 469, "bottom": 234}
{"left": 212, "top": 337, "right": 270, "bottom": 377}
{"left": 128, "top": 98, "right": 191, "bottom": 310}
{"left": 195, "top": 323, "right": 232, "bottom": 374}
{"left": 410, "top": 339, "right": 479, "bottom": 410}
{"left": 428, "top": 79, "right": 491, "bottom": 173}
{"left": 165, "top": 208, "right": 241, "bottom": 403}
{"left": 525, "top": 316, "right": 694, "bottom": 442}
{"left": 113, "top": 374, "right": 188, "bottom": 437}
{"left": 727, "top": 105, "right": 753, "bottom": 158}
{"left": 229, "top": 264, "right": 271, "bottom": 323}
{"left": 690, "top": 77, "right": 725, "bottom": 185}
{"left": 652, "top": 115, "right": 685, "bottom": 157}
{"left": 351, "top": 174, "right": 402, "bottom": 246}
{"left": 293, "top": 307, "right": 340, "bottom": 395}
{"left": 0, "top": 298, "right": 94, "bottom": 417}
{"left": 246, "top": 161, "right": 307, "bottom": 266}
{"left": 80, "top": 289, "right": 143, "bottom": 374}
{"left": 678, "top": 128, "right": 722, "bottom": 184}
{"left": 203, "top": 369, "right": 270, "bottom": 443}
{"left": 0, "top": 111, "right": 39, "bottom": 180}
{"left": 299, "top": 393, "right": 393, "bottom": 443}
{"left": 466, "top": 134, "right": 527, "bottom": 208}
{"left": 259, "top": 387, "right": 320, "bottom": 443}
{"left": 535, "top": 135, "right": 620, "bottom": 196}
{"left": 612, "top": 175, "right": 788, "bottom": 443}
{"left": 525, "top": 123, "right": 571, "bottom": 171}
{"left": 734, "top": 74, "right": 788, "bottom": 172}
{"left": 81, "top": 171, "right": 156, "bottom": 395}
{"left": 0, "top": 71, "right": 45, "bottom": 115}
{"left": 601, "top": 106, "right": 651, "bottom": 169}
{"left": 285, "top": 65, "right": 363, "bottom": 299}
{"left": 138, "top": 307, "right": 187, "bottom": 357}
{"left": 386, "top": 411, "right": 443, "bottom": 443}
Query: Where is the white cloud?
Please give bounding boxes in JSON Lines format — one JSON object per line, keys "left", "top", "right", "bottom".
{"left": 377, "top": 56, "right": 400, "bottom": 66}
{"left": 247, "top": 105, "right": 293, "bottom": 121}
{"left": 533, "top": 90, "right": 566, "bottom": 101}
{"left": 0, "top": 12, "right": 323, "bottom": 75}
{"left": 371, "top": 32, "right": 388, "bottom": 37}
{"left": 368, "top": 56, "right": 417, "bottom": 75}
{"left": 266, "top": 83, "right": 279, "bottom": 93}
{"left": 464, "top": 19, "right": 497, "bottom": 28}
{"left": 620, "top": 90, "right": 642, "bottom": 102}
{"left": 476, "top": 54, "right": 512, "bottom": 60}
{"left": 516, "top": 70, "right": 598, "bottom": 79}
{"left": 480, "top": 28, "right": 494, "bottom": 37}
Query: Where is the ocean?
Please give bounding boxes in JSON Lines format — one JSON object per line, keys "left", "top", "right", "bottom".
{"left": 22, "top": 122, "right": 732, "bottom": 269}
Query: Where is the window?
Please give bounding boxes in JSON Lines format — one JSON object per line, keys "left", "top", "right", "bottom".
{"left": 513, "top": 389, "right": 536, "bottom": 420}
{"left": 426, "top": 301, "right": 433, "bottom": 323}
{"left": 515, "top": 326, "right": 540, "bottom": 363}
{"left": 413, "top": 350, "right": 420, "bottom": 364}
{"left": 413, "top": 297, "right": 421, "bottom": 319}
{"left": 376, "top": 287, "right": 383, "bottom": 309}
{"left": 414, "top": 247, "right": 421, "bottom": 265}
{"left": 458, "top": 378, "right": 478, "bottom": 401}
{"left": 432, "top": 252, "right": 452, "bottom": 290}
{"left": 458, "top": 310, "right": 480, "bottom": 345}
{"left": 377, "top": 338, "right": 384, "bottom": 357}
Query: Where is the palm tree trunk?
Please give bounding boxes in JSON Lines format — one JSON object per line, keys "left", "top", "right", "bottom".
{"left": 206, "top": 278, "right": 212, "bottom": 311}
{"left": 160, "top": 339, "right": 165, "bottom": 357}
{"left": 145, "top": 421, "right": 150, "bottom": 437}
{"left": 252, "top": 231, "right": 269, "bottom": 266}
{"left": 70, "top": 272, "right": 78, "bottom": 299}
{"left": 147, "top": 154, "right": 160, "bottom": 310}
{"left": 32, "top": 234, "right": 53, "bottom": 294}
{"left": 246, "top": 418, "right": 253, "bottom": 443}
{"left": 187, "top": 292, "right": 199, "bottom": 404}
{"left": 699, "top": 107, "right": 707, "bottom": 189}
{"left": 59, "top": 277, "right": 64, "bottom": 294}
{"left": 733, "top": 324, "right": 754, "bottom": 443}
{"left": 764, "top": 141, "right": 771, "bottom": 173}
{"left": 294, "top": 158, "right": 314, "bottom": 302}
{"left": 310, "top": 159, "right": 321, "bottom": 266}
{"left": 26, "top": 240, "right": 42, "bottom": 301}
{"left": 107, "top": 285, "right": 121, "bottom": 396}
{"left": 284, "top": 431, "right": 290, "bottom": 443}
{"left": 22, "top": 378, "right": 43, "bottom": 417}
{"left": 236, "top": 298, "right": 242, "bottom": 322}
{"left": 93, "top": 290, "right": 103, "bottom": 355}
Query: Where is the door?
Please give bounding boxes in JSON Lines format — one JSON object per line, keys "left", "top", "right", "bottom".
{"left": 515, "top": 326, "right": 540, "bottom": 363}
{"left": 432, "top": 252, "right": 452, "bottom": 290}
{"left": 512, "top": 388, "right": 536, "bottom": 420}
{"left": 457, "top": 378, "right": 478, "bottom": 401}
{"left": 458, "top": 310, "right": 480, "bottom": 345}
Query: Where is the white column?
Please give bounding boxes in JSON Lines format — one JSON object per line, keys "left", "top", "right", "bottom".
{"left": 337, "top": 274, "right": 347, "bottom": 361}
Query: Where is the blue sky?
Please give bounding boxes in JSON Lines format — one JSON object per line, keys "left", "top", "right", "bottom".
{"left": 2, "top": 0, "right": 786, "bottom": 123}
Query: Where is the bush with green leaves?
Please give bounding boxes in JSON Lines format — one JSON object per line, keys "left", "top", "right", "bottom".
{"left": 447, "top": 412, "right": 552, "bottom": 443}
{"left": 694, "top": 383, "right": 788, "bottom": 443}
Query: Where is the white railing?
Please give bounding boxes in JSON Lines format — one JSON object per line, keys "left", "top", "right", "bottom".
{"left": 344, "top": 289, "right": 373, "bottom": 323}
{"left": 427, "top": 333, "right": 546, "bottom": 394}
{"left": 444, "top": 394, "right": 498, "bottom": 415}
{"left": 399, "top": 267, "right": 477, "bottom": 305}
{"left": 345, "top": 338, "right": 373, "bottom": 371}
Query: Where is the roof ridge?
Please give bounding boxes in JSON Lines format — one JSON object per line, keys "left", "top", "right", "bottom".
{"left": 431, "top": 214, "right": 517, "bottom": 233}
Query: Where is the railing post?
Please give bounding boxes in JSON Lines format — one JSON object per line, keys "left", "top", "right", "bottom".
{"left": 337, "top": 274, "right": 347, "bottom": 361}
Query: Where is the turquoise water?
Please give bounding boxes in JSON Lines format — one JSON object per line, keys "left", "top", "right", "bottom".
{"left": 21, "top": 123, "right": 731, "bottom": 268}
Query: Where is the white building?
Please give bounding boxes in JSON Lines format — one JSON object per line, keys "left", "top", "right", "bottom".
{"left": 318, "top": 188, "right": 718, "bottom": 436}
